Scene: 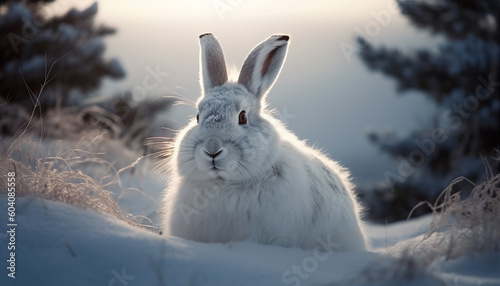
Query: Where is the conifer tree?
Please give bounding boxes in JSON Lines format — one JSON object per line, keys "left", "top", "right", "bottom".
{"left": 0, "top": 1, "right": 125, "bottom": 109}
{"left": 357, "top": 0, "right": 499, "bottom": 222}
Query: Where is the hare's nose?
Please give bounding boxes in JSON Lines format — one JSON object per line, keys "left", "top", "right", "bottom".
{"left": 204, "top": 137, "right": 225, "bottom": 159}
{"left": 205, "top": 149, "right": 222, "bottom": 158}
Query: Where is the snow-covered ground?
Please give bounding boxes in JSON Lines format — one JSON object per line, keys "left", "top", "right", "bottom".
{"left": 0, "top": 138, "right": 498, "bottom": 286}
{"left": 0, "top": 195, "right": 498, "bottom": 286}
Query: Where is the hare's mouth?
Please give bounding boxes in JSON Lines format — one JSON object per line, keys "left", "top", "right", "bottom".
{"left": 193, "top": 144, "right": 237, "bottom": 181}
{"left": 208, "top": 168, "right": 227, "bottom": 181}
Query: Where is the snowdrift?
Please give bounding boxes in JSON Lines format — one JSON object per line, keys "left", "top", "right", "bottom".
{"left": 0, "top": 138, "right": 498, "bottom": 285}
{"left": 0, "top": 196, "right": 498, "bottom": 286}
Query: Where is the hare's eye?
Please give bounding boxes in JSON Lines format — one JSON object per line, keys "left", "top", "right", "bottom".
{"left": 238, "top": 110, "right": 247, "bottom": 124}
{"left": 196, "top": 113, "right": 199, "bottom": 123}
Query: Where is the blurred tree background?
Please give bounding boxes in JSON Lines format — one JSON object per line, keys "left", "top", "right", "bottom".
{"left": 0, "top": 0, "right": 173, "bottom": 149}
{"left": 358, "top": 0, "right": 499, "bottom": 222}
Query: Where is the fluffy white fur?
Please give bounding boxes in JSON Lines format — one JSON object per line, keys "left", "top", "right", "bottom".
{"left": 162, "top": 33, "right": 367, "bottom": 251}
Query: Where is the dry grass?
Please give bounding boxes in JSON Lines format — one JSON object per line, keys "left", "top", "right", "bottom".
{"left": 409, "top": 164, "right": 500, "bottom": 260}
{"left": 0, "top": 56, "right": 163, "bottom": 231}
{"left": 0, "top": 135, "right": 146, "bottom": 228}
{"left": 350, "top": 160, "right": 500, "bottom": 285}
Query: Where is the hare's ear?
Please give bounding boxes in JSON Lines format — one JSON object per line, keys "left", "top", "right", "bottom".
{"left": 238, "top": 35, "right": 289, "bottom": 100}
{"left": 199, "top": 33, "right": 228, "bottom": 94}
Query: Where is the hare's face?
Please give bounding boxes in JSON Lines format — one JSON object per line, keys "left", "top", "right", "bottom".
{"left": 177, "top": 84, "right": 278, "bottom": 183}
{"left": 174, "top": 33, "right": 289, "bottom": 183}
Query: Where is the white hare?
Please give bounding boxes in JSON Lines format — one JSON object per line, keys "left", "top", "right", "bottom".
{"left": 162, "top": 33, "right": 367, "bottom": 251}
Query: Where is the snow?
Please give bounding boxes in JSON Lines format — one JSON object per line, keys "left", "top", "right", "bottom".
{"left": 365, "top": 214, "right": 433, "bottom": 249}
{"left": 0, "top": 195, "right": 498, "bottom": 286}
{"left": 0, "top": 137, "right": 498, "bottom": 286}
